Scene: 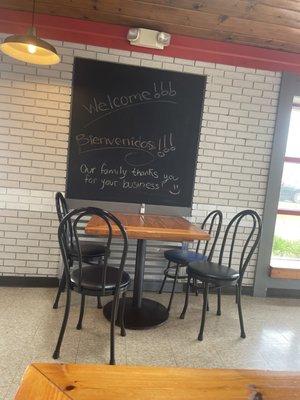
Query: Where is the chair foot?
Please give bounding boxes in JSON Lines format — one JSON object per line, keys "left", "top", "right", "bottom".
{"left": 110, "top": 358, "right": 116, "bottom": 365}
{"left": 52, "top": 349, "right": 60, "bottom": 359}
{"left": 76, "top": 323, "right": 82, "bottom": 330}
{"left": 53, "top": 303, "right": 58, "bottom": 310}
{"left": 179, "top": 312, "right": 185, "bottom": 319}
{"left": 197, "top": 333, "right": 203, "bottom": 341}
{"left": 216, "top": 310, "right": 221, "bottom": 316}
{"left": 241, "top": 332, "right": 246, "bottom": 339}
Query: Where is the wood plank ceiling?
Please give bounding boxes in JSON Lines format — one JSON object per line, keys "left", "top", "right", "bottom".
{"left": 1, "top": 0, "right": 300, "bottom": 53}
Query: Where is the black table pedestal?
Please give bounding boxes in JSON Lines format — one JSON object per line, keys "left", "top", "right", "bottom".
{"left": 103, "top": 297, "right": 169, "bottom": 330}
{"left": 103, "top": 238, "right": 169, "bottom": 330}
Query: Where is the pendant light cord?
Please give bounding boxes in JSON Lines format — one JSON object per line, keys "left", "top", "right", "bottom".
{"left": 31, "top": 0, "right": 36, "bottom": 28}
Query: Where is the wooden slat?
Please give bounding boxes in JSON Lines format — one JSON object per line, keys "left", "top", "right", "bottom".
{"left": 269, "top": 265, "right": 300, "bottom": 279}
{"left": 136, "top": 0, "right": 300, "bottom": 29}
{"left": 15, "top": 363, "right": 300, "bottom": 400}
{"left": 85, "top": 213, "right": 210, "bottom": 242}
{"left": 1, "top": 0, "right": 300, "bottom": 53}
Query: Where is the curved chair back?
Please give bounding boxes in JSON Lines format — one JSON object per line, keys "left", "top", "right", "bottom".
{"left": 218, "top": 210, "right": 262, "bottom": 279}
{"left": 55, "top": 192, "right": 68, "bottom": 222}
{"left": 196, "top": 210, "right": 223, "bottom": 261}
{"left": 55, "top": 191, "right": 74, "bottom": 250}
{"left": 58, "top": 207, "right": 128, "bottom": 296}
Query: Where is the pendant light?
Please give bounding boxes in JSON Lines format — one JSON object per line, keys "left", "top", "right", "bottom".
{"left": 0, "top": 0, "right": 60, "bottom": 65}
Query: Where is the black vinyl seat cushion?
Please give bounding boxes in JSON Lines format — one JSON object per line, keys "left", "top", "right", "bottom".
{"left": 70, "top": 241, "right": 107, "bottom": 259}
{"left": 71, "top": 265, "right": 131, "bottom": 292}
{"left": 187, "top": 261, "right": 240, "bottom": 283}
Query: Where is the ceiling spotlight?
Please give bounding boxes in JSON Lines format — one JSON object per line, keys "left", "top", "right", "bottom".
{"left": 127, "top": 28, "right": 171, "bottom": 50}
{"left": 157, "top": 32, "right": 171, "bottom": 46}
{"left": 127, "top": 28, "right": 140, "bottom": 42}
{"left": 0, "top": 0, "right": 60, "bottom": 65}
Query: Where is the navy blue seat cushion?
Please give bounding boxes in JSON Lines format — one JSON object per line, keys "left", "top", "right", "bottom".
{"left": 71, "top": 265, "right": 130, "bottom": 291}
{"left": 164, "top": 249, "right": 207, "bottom": 264}
{"left": 187, "top": 261, "right": 239, "bottom": 283}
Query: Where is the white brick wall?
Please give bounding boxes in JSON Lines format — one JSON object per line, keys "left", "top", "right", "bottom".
{"left": 0, "top": 34, "right": 281, "bottom": 285}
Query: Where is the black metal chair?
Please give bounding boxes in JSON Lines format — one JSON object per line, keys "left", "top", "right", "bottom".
{"left": 52, "top": 207, "right": 130, "bottom": 365}
{"left": 180, "top": 209, "right": 262, "bottom": 341}
{"left": 53, "top": 192, "right": 107, "bottom": 309}
{"left": 158, "top": 210, "right": 223, "bottom": 312}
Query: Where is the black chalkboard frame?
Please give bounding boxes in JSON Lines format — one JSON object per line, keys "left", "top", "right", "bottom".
{"left": 65, "top": 57, "right": 207, "bottom": 209}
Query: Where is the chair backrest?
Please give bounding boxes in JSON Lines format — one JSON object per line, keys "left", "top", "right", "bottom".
{"left": 218, "top": 210, "right": 262, "bottom": 279}
{"left": 58, "top": 207, "right": 128, "bottom": 296}
{"left": 55, "top": 191, "right": 75, "bottom": 249}
{"left": 55, "top": 192, "right": 68, "bottom": 222}
{"left": 196, "top": 210, "right": 223, "bottom": 261}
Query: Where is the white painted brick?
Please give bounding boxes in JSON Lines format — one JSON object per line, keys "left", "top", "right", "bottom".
{"left": 183, "top": 65, "right": 204, "bottom": 75}
{"left": 131, "top": 51, "right": 152, "bottom": 60}
{"left": 153, "top": 55, "right": 174, "bottom": 63}
{"left": 162, "top": 63, "right": 183, "bottom": 72}
{"left": 141, "top": 60, "right": 162, "bottom": 69}
{"left": 109, "top": 48, "right": 130, "bottom": 57}
{"left": 74, "top": 49, "right": 96, "bottom": 59}
{"left": 96, "top": 53, "right": 119, "bottom": 63}
{"left": 119, "top": 56, "right": 141, "bottom": 66}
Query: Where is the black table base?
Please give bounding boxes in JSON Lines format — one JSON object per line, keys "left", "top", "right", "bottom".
{"left": 103, "top": 297, "right": 169, "bottom": 330}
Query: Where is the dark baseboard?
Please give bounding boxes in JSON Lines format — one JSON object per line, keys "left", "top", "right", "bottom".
{"left": 0, "top": 276, "right": 59, "bottom": 287}
{"left": 266, "top": 288, "right": 300, "bottom": 299}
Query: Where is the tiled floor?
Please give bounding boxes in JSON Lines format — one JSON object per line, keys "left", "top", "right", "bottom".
{"left": 1, "top": 287, "right": 300, "bottom": 399}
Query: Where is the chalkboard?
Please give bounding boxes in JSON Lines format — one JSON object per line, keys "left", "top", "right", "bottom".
{"left": 66, "top": 57, "right": 206, "bottom": 207}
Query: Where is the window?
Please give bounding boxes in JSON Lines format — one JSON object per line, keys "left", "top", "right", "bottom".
{"left": 271, "top": 101, "right": 300, "bottom": 269}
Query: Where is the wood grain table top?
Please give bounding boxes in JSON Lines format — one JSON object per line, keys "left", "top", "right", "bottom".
{"left": 15, "top": 363, "right": 300, "bottom": 400}
{"left": 85, "top": 212, "right": 210, "bottom": 242}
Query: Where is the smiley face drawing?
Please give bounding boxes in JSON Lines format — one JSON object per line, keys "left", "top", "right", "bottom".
{"left": 169, "top": 184, "right": 181, "bottom": 195}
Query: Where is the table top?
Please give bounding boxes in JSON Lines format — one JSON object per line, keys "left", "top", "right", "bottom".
{"left": 15, "top": 363, "right": 300, "bottom": 400}
{"left": 85, "top": 212, "right": 210, "bottom": 242}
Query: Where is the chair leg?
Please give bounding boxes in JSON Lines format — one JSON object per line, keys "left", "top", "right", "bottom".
{"left": 110, "top": 294, "right": 120, "bottom": 365}
{"left": 76, "top": 294, "right": 85, "bottom": 330}
{"left": 97, "top": 296, "right": 102, "bottom": 309}
{"left": 206, "top": 286, "right": 209, "bottom": 311}
{"left": 237, "top": 284, "right": 246, "bottom": 338}
{"left": 198, "top": 282, "right": 209, "bottom": 341}
{"left": 53, "top": 270, "right": 66, "bottom": 309}
{"left": 167, "top": 264, "right": 180, "bottom": 312}
{"left": 159, "top": 261, "right": 170, "bottom": 294}
{"left": 120, "top": 291, "right": 126, "bottom": 337}
{"left": 193, "top": 278, "right": 199, "bottom": 296}
{"left": 180, "top": 276, "right": 191, "bottom": 319}
{"left": 217, "top": 287, "right": 221, "bottom": 316}
{"left": 53, "top": 288, "right": 71, "bottom": 359}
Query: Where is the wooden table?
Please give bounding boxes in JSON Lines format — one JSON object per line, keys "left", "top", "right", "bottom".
{"left": 15, "top": 363, "right": 300, "bottom": 400}
{"left": 86, "top": 213, "right": 209, "bottom": 329}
